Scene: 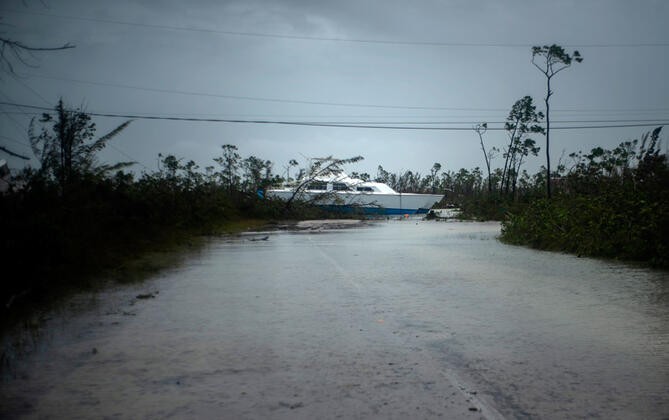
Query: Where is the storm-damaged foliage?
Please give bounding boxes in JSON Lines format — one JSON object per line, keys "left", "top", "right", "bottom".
{"left": 28, "top": 99, "right": 133, "bottom": 195}
{"left": 501, "top": 127, "right": 668, "bottom": 267}
{"left": 501, "top": 96, "right": 544, "bottom": 197}
{"left": 213, "top": 144, "right": 241, "bottom": 193}
{"left": 281, "top": 155, "right": 364, "bottom": 210}
{"left": 453, "top": 123, "right": 668, "bottom": 267}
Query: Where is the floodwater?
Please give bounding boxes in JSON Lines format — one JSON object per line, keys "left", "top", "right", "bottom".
{"left": 2, "top": 219, "right": 668, "bottom": 419}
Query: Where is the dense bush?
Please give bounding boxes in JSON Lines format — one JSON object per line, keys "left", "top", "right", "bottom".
{"left": 0, "top": 163, "right": 305, "bottom": 323}
{"left": 500, "top": 127, "right": 668, "bottom": 268}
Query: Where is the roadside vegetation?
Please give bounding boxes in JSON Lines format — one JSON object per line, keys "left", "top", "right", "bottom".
{"left": 500, "top": 127, "right": 668, "bottom": 268}
{"left": 0, "top": 101, "right": 333, "bottom": 328}
{"left": 446, "top": 127, "right": 668, "bottom": 269}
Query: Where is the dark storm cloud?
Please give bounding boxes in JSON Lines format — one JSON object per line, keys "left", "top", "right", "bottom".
{"left": 1, "top": 0, "right": 668, "bottom": 176}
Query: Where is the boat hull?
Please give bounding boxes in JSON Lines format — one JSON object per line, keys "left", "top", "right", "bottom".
{"left": 267, "top": 190, "right": 444, "bottom": 215}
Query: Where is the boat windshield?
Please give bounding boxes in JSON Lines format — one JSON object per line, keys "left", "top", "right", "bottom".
{"left": 307, "top": 182, "right": 327, "bottom": 190}
{"left": 332, "top": 182, "right": 350, "bottom": 191}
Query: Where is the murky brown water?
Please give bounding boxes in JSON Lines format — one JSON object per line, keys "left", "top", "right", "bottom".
{"left": 2, "top": 220, "right": 668, "bottom": 419}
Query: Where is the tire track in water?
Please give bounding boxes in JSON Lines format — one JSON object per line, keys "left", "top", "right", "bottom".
{"left": 307, "top": 230, "right": 506, "bottom": 419}
{"left": 307, "top": 234, "right": 361, "bottom": 290}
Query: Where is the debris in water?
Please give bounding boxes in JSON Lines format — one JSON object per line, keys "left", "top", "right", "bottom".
{"left": 279, "top": 401, "right": 304, "bottom": 410}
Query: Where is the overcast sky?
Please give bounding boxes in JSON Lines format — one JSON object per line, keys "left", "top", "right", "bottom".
{"left": 2, "top": 0, "right": 668, "bottom": 179}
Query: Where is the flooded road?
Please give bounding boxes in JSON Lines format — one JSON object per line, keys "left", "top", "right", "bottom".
{"left": 2, "top": 220, "right": 668, "bottom": 419}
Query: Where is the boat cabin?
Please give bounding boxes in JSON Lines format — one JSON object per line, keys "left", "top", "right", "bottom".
{"left": 305, "top": 178, "right": 396, "bottom": 194}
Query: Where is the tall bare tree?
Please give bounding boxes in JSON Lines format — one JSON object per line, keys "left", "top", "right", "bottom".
{"left": 474, "top": 122, "right": 495, "bottom": 194}
{"left": 532, "top": 44, "right": 582, "bottom": 198}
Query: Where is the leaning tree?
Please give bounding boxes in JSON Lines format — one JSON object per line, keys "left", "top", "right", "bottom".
{"left": 282, "top": 155, "right": 364, "bottom": 210}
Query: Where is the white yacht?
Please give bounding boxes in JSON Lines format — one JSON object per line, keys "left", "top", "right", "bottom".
{"left": 266, "top": 171, "right": 444, "bottom": 215}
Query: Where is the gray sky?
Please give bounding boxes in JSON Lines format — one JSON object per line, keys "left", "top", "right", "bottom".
{"left": 2, "top": 0, "right": 668, "bottom": 179}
